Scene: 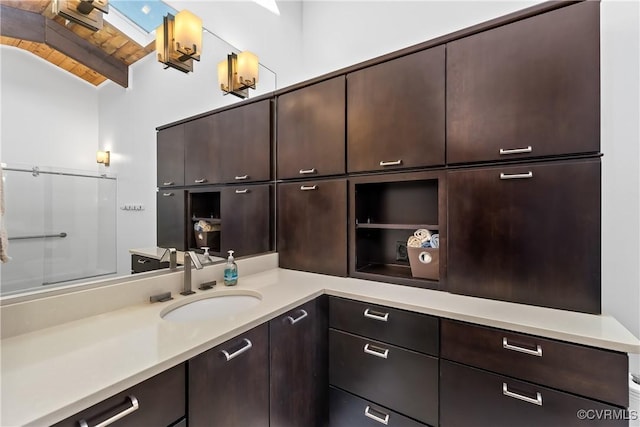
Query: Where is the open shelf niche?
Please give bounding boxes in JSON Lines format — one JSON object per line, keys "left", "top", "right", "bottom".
{"left": 188, "top": 190, "right": 222, "bottom": 255}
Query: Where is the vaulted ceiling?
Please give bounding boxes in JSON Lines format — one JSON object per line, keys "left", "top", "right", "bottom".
{"left": 0, "top": 0, "right": 155, "bottom": 87}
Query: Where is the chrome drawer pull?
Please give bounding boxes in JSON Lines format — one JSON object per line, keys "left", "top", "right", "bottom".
{"left": 285, "top": 309, "right": 308, "bottom": 325}
{"left": 364, "top": 406, "right": 390, "bottom": 425}
{"left": 137, "top": 259, "right": 148, "bottom": 264}
{"left": 502, "top": 383, "right": 543, "bottom": 406}
{"left": 363, "top": 308, "right": 389, "bottom": 322}
{"left": 299, "top": 168, "right": 316, "bottom": 175}
{"left": 162, "top": 192, "right": 174, "bottom": 197}
{"left": 235, "top": 189, "right": 249, "bottom": 194}
{"left": 503, "top": 338, "right": 542, "bottom": 357}
{"left": 162, "top": 181, "right": 174, "bottom": 186}
{"left": 222, "top": 338, "right": 253, "bottom": 361}
{"left": 235, "top": 175, "right": 249, "bottom": 180}
{"left": 78, "top": 395, "right": 139, "bottom": 427}
{"left": 500, "top": 171, "right": 533, "bottom": 180}
{"left": 379, "top": 160, "right": 402, "bottom": 166}
{"left": 300, "top": 185, "right": 318, "bottom": 191}
{"left": 363, "top": 343, "right": 389, "bottom": 359}
{"left": 499, "top": 146, "right": 532, "bottom": 155}
{"left": 194, "top": 178, "right": 207, "bottom": 184}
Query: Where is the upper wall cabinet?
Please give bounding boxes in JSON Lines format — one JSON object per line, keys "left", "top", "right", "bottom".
{"left": 184, "top": 115, "right": 222, "bottom": 186}
{"left": 157, "top": 124, "right": 185, "bottom": 188}
{"left": 447, "top": 1, "right": 600, "bottom": 165}
{"left": 347, "top": 46, "right": 445, "bottom": 173}
{"left": 215, "top": 99, "right": 272, "bottom": 184}
{"left": 277, "top": 77, "right": 346, "bottom": 180}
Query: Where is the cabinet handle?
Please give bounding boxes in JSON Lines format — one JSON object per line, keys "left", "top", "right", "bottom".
{"left": 221, "top": 338, "right": 253, "bottom": 361}
{"left": 137, "top": 259, "right": 149, "bottom": 264}
{"left": 502, "top": 383, "right": 543, "bottom": 406}
{"left": 194, "top": 178, "right": 207, "bottom": 184}
{"left": 363, "top": 308, "right": 389, "bottom": 322}
{"left": 502, "top": 337, "right": 542, "bottom": 357}
{"left": 499, "top": 146, "right": 532, "bottom": 155}
{"left": 162, "top": 181, "right": 174, "bottom": 186}
{"left": 379, "top": 160, "right": 402, "bottom": 166}
{"left": 235, "top": 175, "right": 249, "bottom": 180}
{"left": 500, "top": 171, "right": 533, "bottom": 180}
{"left": 235, "top": 189, "right": 249, "bottom": 194}
{"left": 363, "top": 343, "right": 389, "bottom": 359}
{"left": 299, "top": 168, "right": 316, "bottom": 175}
{"left": 364, "top": 406, "right": 390, "bottom": 425}
{"left": 162, "top": 192, "right": 174, "bottom": 197}
{"left": 285, "top": 309, "right": 308, "bottom": 325}
{"left": 78, "top": 395, "right": 139, "bottom": 427}
{"left": 300, "top": 185, "right": 318, "bottom": 191}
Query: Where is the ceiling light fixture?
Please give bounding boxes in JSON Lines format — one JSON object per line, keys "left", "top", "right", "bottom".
{"left": 155, "top": 10, "right": 202, "bottom": 73}
{"left": 217, "top": 51, "right": 259, "bottom": 99}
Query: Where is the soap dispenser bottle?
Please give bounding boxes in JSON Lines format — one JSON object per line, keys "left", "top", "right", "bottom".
{"left": 223, "top": 250, "right": 238, "bottom": 286}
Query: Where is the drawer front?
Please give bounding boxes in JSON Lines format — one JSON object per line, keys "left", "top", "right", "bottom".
{"left": 330, "top": 387, "right": 427, "bottom": 427}
{"left": 441, "top": 320, "right": 628, "bottom": 407}
{"left": 329, "top": 329, "right": 438, "bottom": 426}
{"left": 53, "top": 363, "right": 186, "bottom": 427}
{"left": 131, "top": 255, "right": 168, "bottom": 273}
{"left": 329, "top": 297, "right": 439, "bottom": 356}
{"left": 441, "top": 360, "right": 627, "bottom": 427}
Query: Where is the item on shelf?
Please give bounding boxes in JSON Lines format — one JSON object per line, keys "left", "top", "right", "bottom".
{"left": 194, "top": 220, "right": 220, "bottom": 232}
{"left": 430, "top": 234, "right": 439, "bottom": 248}
{"left": 408, "top": 229, "right": 439, "bottom": 280}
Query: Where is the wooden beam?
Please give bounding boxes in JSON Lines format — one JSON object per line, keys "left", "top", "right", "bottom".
{"left": 0, "top": 4, "right": 45, "bottom": 42}
{"left": 44, "top": 18, "right": 128, "bottom": 87}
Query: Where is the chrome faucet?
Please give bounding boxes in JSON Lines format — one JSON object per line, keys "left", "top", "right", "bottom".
{"left": 181, "top": 251, "right": 203, "bottom": 296}
{"left": 159, "top": 247, "right": 178, "bottom": 270}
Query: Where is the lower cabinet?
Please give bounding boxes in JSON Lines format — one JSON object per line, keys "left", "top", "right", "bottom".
{"left": 188, "top": 324, "right": 269, "bottom": 427}
{"left": 131, "top": 254, "right": 168, "bottom": 274}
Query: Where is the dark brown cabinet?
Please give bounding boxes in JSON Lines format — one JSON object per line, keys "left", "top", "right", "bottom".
{"left": 347, "top": 46, "right": 445, "bottom": 173}
{"left": 446, "top": 1, "right": 600, "bottom": 164}
{"left": 220, "top": 183, "right": 272, "bottom": 258}
{"left": 270, "top": 298, "right": 328, "bottom": 427}
{"left": 184, "top": 115, "right": 222, "bottom": 186}
{"left": 157, "top": 189, "right": 186, "bottom": 251}
{"left": 53, "top": 364, "right": 185, "bottom": 427}
{"left": 277, "top": 178, "right": 347, "bottom": 276}
{"left": 215, "top": 99, "right": 272, "bottom": 184}
{"left": 189, "top": 324, "right": 269, "bottom": 427}
{"left": 157, "top": 124, "right": 185, "bottom": 188}
{"left": 131, "top": 254, "right": 168, "bottom": 274}
{"left": 447, "top": 158, "right": 601, "bottom": 313}
{"left": 277, "top": 77, "right": 346, "bottom": 179}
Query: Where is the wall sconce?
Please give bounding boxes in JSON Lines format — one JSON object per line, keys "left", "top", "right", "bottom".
{"left": 217, "top": 51, "right": 259, "bottom": 99}
{"left": 96, "top": 150, "right": 110, "bottom": 166}
{"left": 156, "top": 10, "right": 202, "bottom": 73}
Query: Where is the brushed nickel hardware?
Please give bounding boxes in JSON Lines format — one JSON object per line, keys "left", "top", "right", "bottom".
{"left": 159, "top": 247, "right": 178, "bottom": 270}
{"left": 235, "top": 175, "right": 249, "bottom": 180}
{"left": 162, "top": 181, "right": 174, "bottom": 186}
{"left": 78, "top": 395, "right": 139, "bottom": 427}
{"left": 363, "top": 343, "right": 389, "bottom": 359}
{"left": 149, "top": 292, "right": 173, "bottom": 303}
{"left": 181, "top": 251, "right": 202, "bottom": 296}
{"left": 137, "top": 259, "right": 149, "bottom": 264}
{"left": 162, "top": 192, "right": 174, "bottom": 197}
{"left": 499, "top": 146, "right": 532, "bottom": 155}
{"left": 222, "top": 338, "right": 253, "bottom": 361}
{"left": 502, "top": 337, "right": 543, "bottom": 357}
{"left": 9, "top": 232, "right": 67, "bottom": 241}
{"left": 502, "top": 383, "right": 543, "bottom": 406}
{"left": 235, "top": 189, "right": 249, "bottom": 194}
{"left": 285, "top": 309, "right": 308, "bottom": 325}
{"left": 300, "top": 185, "right": 318, "bottom": 191}
{"left": 379, "top": 160, "right": 402, "bottom": 166}
{"left": 500, "top": 171, "right": 533, "bottom": 180}
{"left": 194, "top": 178, "right": 207, "bottom": 183}
{"left": 299, "top": 168, "right": 316, "bottom": 175}
{"left": 364, "top": 406, "right": 390, "bottom": 425}
{"left": 363, "top": 308, "right": 389, "bottom": 322}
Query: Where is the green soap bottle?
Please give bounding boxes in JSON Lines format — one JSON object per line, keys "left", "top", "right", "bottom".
{"left": 223, "top": 250, "right": 238, "bottom": 286}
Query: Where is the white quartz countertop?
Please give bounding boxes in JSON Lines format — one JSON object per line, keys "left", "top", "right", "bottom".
{"left": 2, "top": 268, "right": 639, "bottom": 426}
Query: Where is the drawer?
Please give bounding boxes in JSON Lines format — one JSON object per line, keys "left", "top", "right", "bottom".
{"left": 329, "top": 297, "right": 439, "bottom": 356}
{"left": 53, "top": 363, "right": 186, "bottom": 427}
{"left": 131, "top": 255, "right": 168, "bottom": 273}
{"left": 441, "top": 360, "right": 627, "bottom": 427}
{"left": 329, "top": 329, "right": 438, "bottom": 426}
{"left": 441, "top": 320, "right": 628, "bottom": 407}
{"left": 330, "top": 386, "right": 428, "bottom": 427}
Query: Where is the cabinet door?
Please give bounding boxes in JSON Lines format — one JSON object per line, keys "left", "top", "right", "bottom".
{"left": 220, "top": 184, "right": 271, "bottom": 257}
{"left": 189, "top": 324, "right": 269, "bottom": 427}
{"left": 216, "top": 100, "right": 271, "bottom": 183}
{"left": 347, "top": 46, "right": 445, "bottom": 173}
{"left": 157, "top": 189, "right": 186, "bottom": 251}
{"left": 447, "top": 159, "right": 600, "bottom": 313}
{"left": 447, "top": 1, "right": 600, "bottom": 164}
{"left": 157, "top": 125, "right": 184, "bottom": 187}
{"left": 270, "top": 298, "right": 328, "bottom": 427}
{"left": 277, "top": 77, "right": 346, "bottom": 179}
{"left": 277, "top": 179, "right": 347, "bottom": 276}
{"left": 184, "top": 115, "right": 222, "bottom": 186}
{"left": 131, "top": 255, "right": 168, "bottom": 274}
{"left": 440, "top": 361, "right": 627, "bottom": 427}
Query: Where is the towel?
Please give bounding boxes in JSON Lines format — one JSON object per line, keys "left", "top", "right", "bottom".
{"left": 0, "top": 164, "right": 8, "bottom": 263}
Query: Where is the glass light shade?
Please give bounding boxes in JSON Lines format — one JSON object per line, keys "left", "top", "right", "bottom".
{"left": 155, "top": 23, "right": 165, "bottom": 62}
{"left": 218, "top": 58, "right": 229, "bottom": 91}
{"left": 237, "top": 51, "right": 259, "bottom": 86}
{"left": 174, "top": 10, "right": 202, "bottom": 58}
{"left": 96, "top": 151, "right": 110, "bottom": 166}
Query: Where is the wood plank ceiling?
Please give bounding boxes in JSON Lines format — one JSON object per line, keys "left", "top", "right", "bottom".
{"left": 0, "top": 0, "right": 155, "bottom": 87}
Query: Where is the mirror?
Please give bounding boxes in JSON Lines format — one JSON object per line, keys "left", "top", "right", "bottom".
{"left": 0, "top": 4, "right": 277, "bottom": 298}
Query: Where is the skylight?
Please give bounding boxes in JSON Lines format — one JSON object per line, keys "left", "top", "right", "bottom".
{"left": 110, "top": 0, "right": 177, "bottom": 33}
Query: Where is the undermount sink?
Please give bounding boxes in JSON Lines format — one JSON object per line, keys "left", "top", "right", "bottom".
{"left": 161, "top": 290, "right": 262, "bottom": 322}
